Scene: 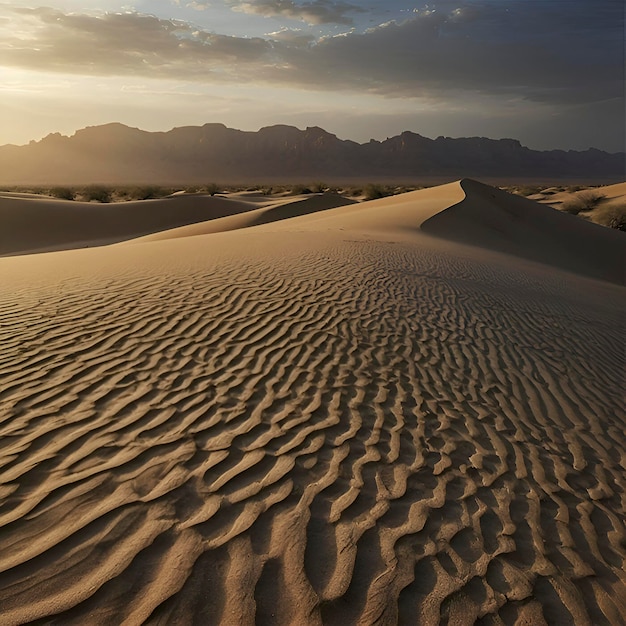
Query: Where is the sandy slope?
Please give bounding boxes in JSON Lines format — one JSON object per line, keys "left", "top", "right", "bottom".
{"left": 591, "top": 181, "right": 626, "bottom": 199}
{"left": 542, "top": 182, "right": 626, "bottom": 207}
{"left": 0, "top": 194, "right": 260, "bottom": 256}
{"left": 421, "top": 180, "right": 624, "bottom": 285}
{"left": 0, "top": 193, "right": 355, "bottom": 256}
{"left": 0, "top": 181, "right": 624, "bottom": 625}
{"left": 132, "top": 193, "right": 357, "bottom": 242}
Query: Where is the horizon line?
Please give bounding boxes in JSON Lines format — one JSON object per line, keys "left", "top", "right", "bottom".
{"left": 2, "top": 122, "right": 624, "bottom": 155}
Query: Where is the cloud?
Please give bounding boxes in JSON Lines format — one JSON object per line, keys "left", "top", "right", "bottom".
{"left": 274, "top": 1, "right": 623, "bottom": 104}
{"left": 0, "top": 1, "right": 622, "bottom": 107}
{"left": 230, "top": 0, "right": 364, "bottom": 25}
{"left": 1, "top": 8, "right": 273, "bottom": 78}
{"left": 266, "top": 27, "right": 315, "bottom": 46}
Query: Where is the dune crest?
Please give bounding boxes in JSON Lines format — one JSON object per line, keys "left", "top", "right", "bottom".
{"left": 257, "top": 181, "right": 467, "bottom": 236}
{"left": 0, "top": 180, "right": 624, "bottom": 624}
{"left": 131, "top": 193, "right": 358, "bottom": 243}
{"left": 419, "top": 179, "right": 624, "bottom": 284}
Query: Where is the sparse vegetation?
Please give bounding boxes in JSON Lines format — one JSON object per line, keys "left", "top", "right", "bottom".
{"left": 512, "top": 185, "right": 543, "bottom": 197}
{"left": 591, "top": 204, "right": 626, "bottom": 231}
{"left": 49, "top": 186, "right": 74, "bottom": 200}
{"left": 131, "top": 186, "right": 163, "bottom": 200}
{"left": 561, "top": 190, "right": 606, "bottom": 215}
{"left": 2, "top": 182, "right": 623, "bottom": 235}
{"left": 203, "top": 183, "right": 221, "bottom": 196}
{"left": 364, "top": 184, "right": 393, "bottom": 200}
{"left": 290, "top": 184, "right": 312, "bottom": 195}
{"left": 83, "top": 185, "right": 112, "bottom": 203}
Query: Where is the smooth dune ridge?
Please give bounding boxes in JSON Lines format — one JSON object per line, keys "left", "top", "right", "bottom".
{"left": 131, "top": 193, "right": 358, "bottom": 243}
{"left": 421, "top": 180, "right": 624, "bottom": 285}
{"left": 0, "top": 181, "right": 624, "bottom": 625}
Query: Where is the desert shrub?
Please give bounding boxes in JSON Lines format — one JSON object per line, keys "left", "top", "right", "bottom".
{"left": 129, "top": 185, "right": 164, "bottom": 200}
{"left": 364, "top": 183, "right": 391, "bottom": 200}
{"left": 203, "top": 183, "right": 220, "bottom": 196}
{"left": 561, "top": 190, "right": 605, "bottom": 214}
{"left": 577, "top": 190, "right": 605, "bottom": 208}
{"left": 311, "top": 181, "right": 326, "bottom": 193}
{"left": 592, "top": 204, "right": 626, "bottom": 231}
{"left": 394, "top": 185, "right": 421, "bottom": 195}
{"left": 515, "top": 185, "right": 543, "bottom": 197}
{"left": 290, "top": 184, "right": 312, "bottom": 195}
{"left": 84, "top": 185, "right": 112, "bottom": 203}
{"left": 246, "top": 184, "right": 273, "bottom": 195}
{"left": 50, "top": 186, "right": 74, "bottom": 200}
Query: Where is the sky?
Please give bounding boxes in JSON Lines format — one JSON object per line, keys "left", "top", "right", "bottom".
{"left": 0, "top": 0, "right": 624, "bottom": 151}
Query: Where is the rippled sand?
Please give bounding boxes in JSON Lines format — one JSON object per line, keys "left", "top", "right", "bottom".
{"left": 0, "top": 180, "right": 624, "bottom": 624}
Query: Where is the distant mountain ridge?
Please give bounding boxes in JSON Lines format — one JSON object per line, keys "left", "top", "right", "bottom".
{"left": 1, "top": 123, "right": 623, "bottom": 184}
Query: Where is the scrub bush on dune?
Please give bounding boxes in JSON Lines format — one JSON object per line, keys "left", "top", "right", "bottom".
{"left": 290, "top": 184, "right": 312, "bottom": 195}
{"left": 83, "top": 185, "right": 112, "bottom": 203}
{"left": 561, "top": 190, "right": 605, "bottom": 214}
{"left": 130, "top": 186, "right": 164, "bottom": 200}
{"left": 514, "top": 185, "right": 543, "bottom": 197}
{"left": 204, "top": 183, "right": 221, "bottom": 196}
{"left": 364, "top": 184, "right": 392, "bottom": 200}
{"left": 592, "top": 204, "right": 626, "bottom": 231}
{"left": 49, "top": 187, "right": 75, "bottom": 200}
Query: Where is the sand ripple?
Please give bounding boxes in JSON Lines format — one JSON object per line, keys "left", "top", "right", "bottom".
{"left": 0, "top": 229, "right": 624, "bottom": 625}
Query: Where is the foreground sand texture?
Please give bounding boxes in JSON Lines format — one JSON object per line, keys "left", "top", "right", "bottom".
{"left": 0, "top": 180, "right": 624, "bottom": 624}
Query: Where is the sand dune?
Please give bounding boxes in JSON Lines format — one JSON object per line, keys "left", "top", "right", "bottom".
{"left": 421, "top": 179, "right": 624, "bottom": 285}
{"left": 257, "top": 181, "right": 468, "bottom": 236}
{"left": 0, "top": 180, "right": 624, "bottom": 624}
{"left": 0, "top": 194, "right": 260, "bottom": 256}
{"left": 594, "top": 181, "right": 626, "bottom": 199}
{"left": 542, "top": 181, "right": 626, "bottom": 207}
{"left": 132, "top": 193, "right": 357, "bottom": 242}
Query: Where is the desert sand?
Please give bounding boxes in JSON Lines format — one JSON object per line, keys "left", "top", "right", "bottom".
{"left": 540, "top": 181, "right": 626, "bottom": 207}
{"left": 0, "top": 180, "right": 624, "bottom": 625}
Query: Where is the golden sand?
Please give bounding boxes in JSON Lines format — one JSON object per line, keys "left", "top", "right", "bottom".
{"left": 0, "top": 181, "right": 624, "bottom": 624}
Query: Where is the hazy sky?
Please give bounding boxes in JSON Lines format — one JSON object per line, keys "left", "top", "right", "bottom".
{"left": 0, "top": 0, "right": 624, "bottom": 151}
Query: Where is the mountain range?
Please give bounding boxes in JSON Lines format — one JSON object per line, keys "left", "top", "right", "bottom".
{"left": 1, "top": 123, "right": 623, "bottom": 185}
